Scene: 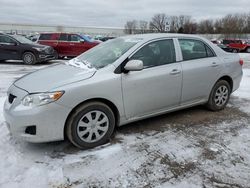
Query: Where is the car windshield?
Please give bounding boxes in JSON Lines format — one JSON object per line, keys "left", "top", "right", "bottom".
{"left": 80, "top": 35, "right": 94, "bottom": 42}
{"left": 77, "top": 37, "right": 141, "bottom": 69}
{"left": 11, "top": 35, "right": 33, "bottom": 44}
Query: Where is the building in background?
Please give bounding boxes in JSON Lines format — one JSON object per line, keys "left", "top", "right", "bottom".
{"left": 0, "top": 23, "right": 124, "bottom": 37}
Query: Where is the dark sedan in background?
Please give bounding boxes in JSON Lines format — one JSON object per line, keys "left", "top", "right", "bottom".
{"left": 0, "top": 33, "right": 57, "bottom": 64}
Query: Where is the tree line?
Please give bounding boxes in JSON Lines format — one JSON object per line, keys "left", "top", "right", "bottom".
{"left": 124, "top": 13, "right": 250, "bottom": 37}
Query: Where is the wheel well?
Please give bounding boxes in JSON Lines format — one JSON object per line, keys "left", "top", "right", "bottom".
{"left": 218, "top": 76, "right": 233, "bottom": 92}
{"left": 22, "top": 50, "right": 36, "bottom": 58}
{"left": 23, "top": 50, "right": 35, "bottom": 55}
{"left": 63, "top": 98, "right": 120, "bottom": 140}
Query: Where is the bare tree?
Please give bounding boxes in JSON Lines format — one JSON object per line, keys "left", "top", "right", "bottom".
{"left": 214, "top": 19, "right": 223, "bottom": 34}
{"left": 124, "top": 12, "right": 250, "bottom": 35}
{"left": 139, "top": 20, "right": 148, "bottom": 34}
{"left": 247, "top": 13, "right": 250, "bottom": 33}
{"left": 169, "top": 16, "right": 179, "bottom": 33}
{"left": 124, "top": 20, "right": 138, "bottom": 34}
{"left": 198, "top": 19, "right": 214, "bottom": 34}
{"left": 183, "top": 20, "right": 197, "bottom": 34}
{"left": 179, "top": 15, "right": 191, "bottom": 28}
{"left": 149, "top": 13, "right": 168, "bottom": 32}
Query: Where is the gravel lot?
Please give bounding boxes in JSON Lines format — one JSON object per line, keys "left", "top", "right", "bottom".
{"left": 0, "top": 54, "right": 250, "bottom": 188}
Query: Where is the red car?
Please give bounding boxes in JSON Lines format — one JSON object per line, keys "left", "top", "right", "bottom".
{"left": 222, "top": 39, "right": 250, "bottom": 53}
{"left": 38, "top": 33, "right": 100, "bottom": 58}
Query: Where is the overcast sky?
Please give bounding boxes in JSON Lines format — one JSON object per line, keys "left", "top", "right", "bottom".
{"left": 0, "top": 0, "right": 249, "bottom": 28}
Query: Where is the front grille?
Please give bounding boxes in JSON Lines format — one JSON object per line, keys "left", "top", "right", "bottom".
{"left": 8, "top": 93, "right": 16, "bottom": 104}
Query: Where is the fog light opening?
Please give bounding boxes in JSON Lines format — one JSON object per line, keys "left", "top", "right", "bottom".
{"left": 25, "top": 126, "right": 36, "bottom": 135}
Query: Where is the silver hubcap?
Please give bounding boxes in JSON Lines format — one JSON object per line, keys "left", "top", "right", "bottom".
{"left": 247, "top": 48, "right": 250, "bottom": 53}
{"left": 77, "top": 110, "right": 109, "bottom": 143}
{"left": 214, "top": 85, "right": 229, "bottom": 106}
{"left": 24, "top": 53, "right": 34, "bottom": 64}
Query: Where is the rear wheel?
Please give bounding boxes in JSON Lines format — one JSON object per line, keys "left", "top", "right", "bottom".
{"left": 206, "top": 80, "right": 231, "bottom": 111}
{"left": 232, "top": 49, "right": 238, "bottom": 53}
{"left": 22, "top": 52, "right": 37, "bottom": 65}
{"left": 246, "top": 47, "right": 250, "bottom": 53}
{"left": 66, "top": 102, "right": 115, "bottom": 149}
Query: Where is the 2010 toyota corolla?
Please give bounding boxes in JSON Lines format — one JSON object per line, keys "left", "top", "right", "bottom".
{"left": 3, "top": 34, "right": 243, "bottom": 149}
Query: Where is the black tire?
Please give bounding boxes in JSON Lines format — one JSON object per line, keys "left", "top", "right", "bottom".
{"left": 206, "top": 80, "right": 231, "bottom": 111}
{"left": 246, "top": 47, "right": 250, "bottom": 53}
{"left": 66, "top": 102, "right": 116, "bottom": 149}
{"left": 232, "top": 49, "right": 238, "bottom": 53}
{"left": 54, "top": 50, "right": 59, "bottom": 59}
{"left": 22, "top": 52, "right": 37, "bottom": 65}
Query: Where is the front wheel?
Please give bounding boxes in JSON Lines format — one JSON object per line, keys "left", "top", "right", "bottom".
{"left": 22, "top": 52, "right": 37, "bottom": 65}
{"left": 66, "top": 102, "right": 116, "bottom": 149}
{"left": 206, "top": 80, "right": 231, "bottom": 111}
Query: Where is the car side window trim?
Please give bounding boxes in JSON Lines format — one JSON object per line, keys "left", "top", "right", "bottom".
{"left": 128, "top": 38, "right": 177, "bottom": 69}
{"left": 114, "top": 38, "right": 179, "bottom": 74}
{"left": 0, "top": 35, "right": 18, "bottom": 44}
{"left": 178, "top": 38, "right": 216, "bottom": 62}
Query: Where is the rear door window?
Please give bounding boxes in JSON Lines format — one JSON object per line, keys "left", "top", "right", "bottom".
{"left": 59, "top": 34, "right": 68, "bottom": 41}
{"left": 179, "top": 39, "right": 215, "bottom": 61}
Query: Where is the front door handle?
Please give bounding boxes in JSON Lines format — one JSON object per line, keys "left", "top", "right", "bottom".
{"left": 170, "top": 69, "right": 181, "bottom": 75}
{"left": 211, "top": 62, "right": 219, "bottom": 67}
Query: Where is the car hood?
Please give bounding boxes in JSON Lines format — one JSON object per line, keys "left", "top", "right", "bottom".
{"left": 24, "top": 42, "right": 48, "bottom": 49}
{"left": 14, "top": 61, "right": 96, "bottom": 93}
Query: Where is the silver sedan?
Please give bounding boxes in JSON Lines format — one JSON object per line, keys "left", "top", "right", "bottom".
{"left": 3, "top": 34, "right": 243, "bottom": 149}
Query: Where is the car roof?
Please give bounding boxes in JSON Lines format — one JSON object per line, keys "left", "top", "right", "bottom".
{"left": 120, "top": 33, "right": 209, "bottom": 42}
{"left": 40, "top": 32, "right": 79, "bottom": 35}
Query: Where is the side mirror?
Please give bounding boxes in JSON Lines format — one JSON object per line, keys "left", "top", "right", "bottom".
{"left": 124, "top": 59, "right": 143, "bottom": 72}
{"left": 79, "top": 39, "right": 85, "bottom": 43}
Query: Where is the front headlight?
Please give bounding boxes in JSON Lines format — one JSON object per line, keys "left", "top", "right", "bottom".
{"left": 32, "top": 47, "right": 44, "bottom": 52}
{"left": 22, "top": 91, "right": 64, "bottom": 107}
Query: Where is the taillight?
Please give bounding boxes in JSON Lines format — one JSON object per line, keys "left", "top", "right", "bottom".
{"left": 239, "top": 59, "right": 244, "bottom": 66}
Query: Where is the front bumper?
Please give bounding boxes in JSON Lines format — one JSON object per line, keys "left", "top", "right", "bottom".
{"left": 37, "top": 51, "right": 57, "bottom": 62}
{"left": 3, "top": 84, "right": 71, "bottom": 143}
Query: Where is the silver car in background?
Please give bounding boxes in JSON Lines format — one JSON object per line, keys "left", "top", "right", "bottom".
{"left": 3, "top": 34, "right": 243, "bottom": 149}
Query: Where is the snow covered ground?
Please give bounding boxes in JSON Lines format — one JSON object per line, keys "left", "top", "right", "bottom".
{"left": 0, "top": 55, "right": 250, "bottom": 188}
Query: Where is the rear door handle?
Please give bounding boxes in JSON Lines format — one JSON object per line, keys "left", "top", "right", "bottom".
{"left": 211, "top": 62, "right": 219, "bottom": 67}
{"left": 170, "top": 69, "right": 181, "bottom": 75}
{"left": 70, "top": 43, "right": 75, "bottom": 46}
